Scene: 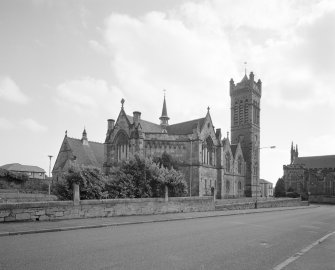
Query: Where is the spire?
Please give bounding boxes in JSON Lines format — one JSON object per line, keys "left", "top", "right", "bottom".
{"left": 296, "top": 144, "right": 299, "bottom": 156}
{"left": 161, "top": 92, "right": 168, "bottom": 117}
{"left": 159, "top": 91, "right": 169, "bottom": 133}
{"left": 82, "top": 128, "right": 88, "bottom": 145}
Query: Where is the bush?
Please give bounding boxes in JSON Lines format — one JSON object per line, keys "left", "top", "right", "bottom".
{"left": 53, "top": 165, "right": 106, "bottom": 200}
{"left": 106, "top": 155, "right": 187, "bottom": 198}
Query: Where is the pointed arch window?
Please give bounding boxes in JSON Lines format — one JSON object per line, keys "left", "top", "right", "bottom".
{"left": 225, "top": 152, "right": 231, "bottom": 172}
{"left": 203, "top": 136, "right": 215, "bottom": 166}
{"left": 238, "top": 155, "right": 242, "bottom": 174}
{"left": 244, "top": 99, "right": 249, "bottom": 123}
{"left": 115, "top": 131, "right": 129, "bottom": 162}
{"left": 234, "top": 101, "right": 238, "bottom": 126}
{"left": 239, "top": 100, "right": 244, "bottom": 124}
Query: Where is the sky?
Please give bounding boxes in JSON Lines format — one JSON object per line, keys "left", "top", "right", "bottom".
{"left": 0, "top": 0, "right": 334, "bottom": 184}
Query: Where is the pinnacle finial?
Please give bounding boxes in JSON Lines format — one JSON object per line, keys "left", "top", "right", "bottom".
{"left": 121, "top": 98, "right": 125, "bottom": 108}
{"left": 207, "top": 106, "right": 210, "bottom": 112}
{"left": 244, "top": 61, "right": 247, "bottom": 75}
{"left": 65, "top": 130, "right": 67, "bottom": 137}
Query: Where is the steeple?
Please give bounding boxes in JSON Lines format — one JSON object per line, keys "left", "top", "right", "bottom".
{"left": 82, "top": 128, "right": 88, "bottom": 145}
{"left": 159, "top": 92, "right": 169, "bottom": 133}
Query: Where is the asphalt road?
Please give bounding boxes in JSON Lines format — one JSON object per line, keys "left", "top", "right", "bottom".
{"left": 1, "top": 205, "right": 334, "bottom": 270}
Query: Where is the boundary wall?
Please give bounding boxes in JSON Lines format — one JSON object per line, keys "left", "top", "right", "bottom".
{"left": 0, "top": 197, "right": 214, "bottom": 222}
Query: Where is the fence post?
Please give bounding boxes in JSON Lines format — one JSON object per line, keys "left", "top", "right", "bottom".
{"left": 73, "top": 183, "right": 80, "bottom": 205}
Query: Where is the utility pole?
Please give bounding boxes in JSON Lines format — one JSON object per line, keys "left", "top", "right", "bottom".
{"left": 48, "top": 155, "right": 53, "bottom": 195}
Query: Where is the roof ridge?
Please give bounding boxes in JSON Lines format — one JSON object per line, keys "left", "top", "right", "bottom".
{"left": 67, "top": 136, "right": 103, "bottom": 144}
{"left": 169, "top": 117, "right": 205, "bottom": 126}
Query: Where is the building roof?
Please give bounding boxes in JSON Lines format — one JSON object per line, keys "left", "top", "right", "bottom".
{"left": 66, "top": 137, "right": 104, "bottom": 168}
{"left": 167, "top": 117, "right": 205, "bottom": 135}
{"left": 260, "top": 179, "right": 272, "bottom": 185}
{"left": 293, "top": 155, "right": 335, "bottom": 169}
{"left": 126, "top": 115, "right": 162, "bottom": 133}
{"left": 1, "top": 163, "right": 45, "bottom": 173}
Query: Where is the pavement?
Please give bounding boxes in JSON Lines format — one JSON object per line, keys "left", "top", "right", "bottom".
{"left": 0, "top": 205, "right": 315, "bottom": 237}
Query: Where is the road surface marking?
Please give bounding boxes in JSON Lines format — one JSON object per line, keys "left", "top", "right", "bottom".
{"left": 273, "top": 230, "right": 335, "bottom": 270}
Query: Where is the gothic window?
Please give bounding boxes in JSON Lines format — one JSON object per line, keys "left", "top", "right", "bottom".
{"left": 226, "top": 180, "right": 230, "bottom": 193}
{"left": 239, "top": 100, "right": 244, "bottom": 124}
{"left": 203, "top": 136, "right": 215, "bottom": 166}
{"left": 238, "top": 181, "right": 242, "bottom": 190}
{"left": 115, "top": 131, "right": 129, "bottom": 162}
{"left": 234, "top": 101, "right": 238, "bottom": 125}
{"left": 238, "top": 155, "right": 242, "bottom": 174}
{"left": 225, "top": 152, "right": 231, "bottom": 172}
{"left": 244, "top": 99, "right": 248, "bottom": 123}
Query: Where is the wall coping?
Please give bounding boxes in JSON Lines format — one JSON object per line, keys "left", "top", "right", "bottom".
{"left": 0, "top": 197, "right": 214, "bottom": 209}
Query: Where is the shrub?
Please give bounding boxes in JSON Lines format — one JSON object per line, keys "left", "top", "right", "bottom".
{"left": 53, "top": 165, "right": 106, "bottom": 200}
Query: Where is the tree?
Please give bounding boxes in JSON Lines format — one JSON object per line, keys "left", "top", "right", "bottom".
{"left": 157, "top": 167, "right": 187, "bottom": 197}
{"left": 53, "top": 165, "right": 106, "bottom": 200}
{"left": 106, "top": 156, "right": 160, "bottom": 198}
{"left": 153, "top": 151, "right": 178, "bottom": 170}
{"left": 274, "top": 177, "right": 286, "bottom": 197}
{"left": 106, "top": 155, "right": 187, "bottom": 198}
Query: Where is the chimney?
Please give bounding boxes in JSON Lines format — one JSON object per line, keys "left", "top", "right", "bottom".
{"left": 133, "top": 111, "right": 141, "bottom": 126}
{"left": 107, "top": 119, "right": 115, "bottom": 131}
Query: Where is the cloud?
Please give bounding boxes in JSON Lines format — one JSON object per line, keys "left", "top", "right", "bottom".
{"left": 0, "top": 76, "right": 29, "bottom": 104}
{"left": 20, "top": 119, "right": 47, "bottom": 133}
{"left": 0, "top": 118, "right": 14, "bottom": 130}
{"left": 96, "top": 0, "right": 335, "bottom": 122}
{"left": 55, "top": 77, "right": 123, "bottom": 115}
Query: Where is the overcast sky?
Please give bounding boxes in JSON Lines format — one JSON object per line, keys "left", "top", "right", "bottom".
{"left": 0, "top": 0, "right": 334, "bottom": 184}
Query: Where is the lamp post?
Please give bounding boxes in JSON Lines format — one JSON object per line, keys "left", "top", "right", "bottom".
{"left": 48, "top": 155, "right": 53, "bottom": 195}
{"left": 255, "top": 146, "right": 276, "bottom": 209}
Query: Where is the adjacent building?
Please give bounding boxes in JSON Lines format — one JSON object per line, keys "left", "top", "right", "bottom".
{"left": 52, "top": 130, "right": 104, "bottom": 181}
{"left": 283, "top": 142, "right": 335, "bottom": 196}
{"left": 1, "top": 163, "right": 46, "bottom": 179}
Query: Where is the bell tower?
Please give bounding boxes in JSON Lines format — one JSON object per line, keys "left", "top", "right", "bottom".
{"left": 230, "top": 72, "right": 262, "bottom": 197}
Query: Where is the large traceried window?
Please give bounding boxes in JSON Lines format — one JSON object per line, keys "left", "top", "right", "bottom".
{"left": 202, "top": 136, "right": 215, "bottom": 166}
{"left": 115, "top": 131, "right": 129, "bottom": 162}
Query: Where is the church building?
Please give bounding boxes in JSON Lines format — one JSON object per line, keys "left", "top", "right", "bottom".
{"left": 53, "top": 72, "right": 263, "bottom": 198}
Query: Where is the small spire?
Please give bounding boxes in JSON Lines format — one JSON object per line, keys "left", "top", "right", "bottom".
{"left": 65, "top": 130, "right": 67, "bottom": 137}
{"left": 159, "top": 92, "right": 169, "bottom": 132}
{"left": 121, "top": 98, "right": 125, "bottom": 108}
{"left": 244, "top": 61, "right": 247, "bottom": 75}
{"left": 82, "top": 127, "right": 88, "bottom": 145}
{"left": 227, "top": 131, "right": 229, "bottom": 139}
{"left": 207, "top": 106, "right": 210, "bottom": 112}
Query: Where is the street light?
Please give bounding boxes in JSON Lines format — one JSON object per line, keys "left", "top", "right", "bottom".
{"left": 255, "top": 146, "right": 276, "bottom": 209}
{"left": 48, "top": 155, "right": 53, "bottom": 195}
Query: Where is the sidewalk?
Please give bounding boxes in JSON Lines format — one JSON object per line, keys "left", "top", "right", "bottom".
{"left": 0, "top": 205, "right": 314, "bottom": 237}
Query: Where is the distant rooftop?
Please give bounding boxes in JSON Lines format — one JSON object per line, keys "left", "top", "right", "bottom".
{"left": 1, "top": 163, "right": 45, "bottom": 173}
{"left": 293, "top": 155, "right": 335, "bottom": 169}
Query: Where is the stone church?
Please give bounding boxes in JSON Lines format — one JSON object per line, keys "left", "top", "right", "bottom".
{"left": 53, "top": 72, "right": 262, "bottom": 198}
{"left": 283, "top": 142, "right": 335, "bottom": 196}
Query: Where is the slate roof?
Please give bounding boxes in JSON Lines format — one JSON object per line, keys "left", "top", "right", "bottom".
{"left": 1, "top": 163, "right": 45, "bottom": 173}
{"left": 167, "top": 117, "right": 205, "bottom": 135}
{"left": 66, "top": 137, "right": 104, "bottom": 168}
{"left": 126, "top": 115, "right": 162, "bottom": 133}
{"left": 259, "top": 179, "right": 273, "bottom": 185}
{"left": 293, "top": 155, "right": 335, "bottom": 169}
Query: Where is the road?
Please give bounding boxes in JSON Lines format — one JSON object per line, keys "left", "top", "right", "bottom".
{"left": 1, "top": 205, "right": 334, "bottom": 270}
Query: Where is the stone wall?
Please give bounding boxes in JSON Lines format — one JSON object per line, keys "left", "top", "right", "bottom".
{"left": 215, "top": 198, "right": 307, "bottom": 211}
{"left": 309, "top": 195, "right": 335, "bottom": 204}
{"left": 0, "top": 197, "right": 214, "bottom": 223}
